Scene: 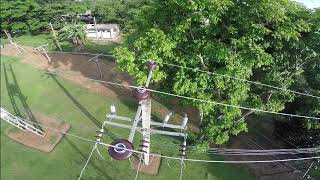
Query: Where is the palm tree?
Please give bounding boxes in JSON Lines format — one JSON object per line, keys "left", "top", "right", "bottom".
{"left": 59, "top": 22, "right": 86, "bottom": 51}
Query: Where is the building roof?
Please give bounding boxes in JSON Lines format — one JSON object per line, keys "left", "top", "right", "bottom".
{"left": 86, "top": 24, "right": 119, "bottom": 30}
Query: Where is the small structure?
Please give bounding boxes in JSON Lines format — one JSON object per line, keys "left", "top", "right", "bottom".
{"left": 86, "top": 24, "right": 120, "bottom": 39}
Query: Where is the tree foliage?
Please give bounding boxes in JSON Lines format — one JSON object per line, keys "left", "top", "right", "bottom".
{"left": 114, "top": 0, "right": 320, "bottom": 144}
{"left": 1, "top": 0, "right": 150, "bottom": 34}
{"left": 58, "top": 22, "right": 86, "bottom": 48}
{"left": 1, "top": 0, "right": 86, "bottom": 33}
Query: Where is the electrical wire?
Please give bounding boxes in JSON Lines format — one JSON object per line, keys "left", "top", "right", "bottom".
{"left": 2, "top": 104, "right": 317, "bottom": 156}
{"left": 46, "top": 50, "right": 320, "bottom": 100}
{"left": 44, "top": 70, "right": 320, "bottom": 120}
{"left": 78, "top": 145, "right": 96, "bottom": 180}
{"left": 3, "top": 116, "right": 320, "bottom": 164}
{"left": 153, "top": 60, "right": 320, "bottom": 100}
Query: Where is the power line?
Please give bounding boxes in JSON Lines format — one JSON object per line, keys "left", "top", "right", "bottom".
{"left": 44, "top": 70, "right": 320, "bottom": 120}
{"left": 18, "top": 113, "right": 318, "bottom": 156}
{"left": 157, "top": 154, "right": 320, "bottom": 164}
{"left": 9, "top": 113, "right": 320, "bottom": 164}
{"left": 47, "top": 50, "right": 320, "bottom": 100}
{"left": 8, "top": 115, "right": 320, "bottom": 156}
{"left": 153, "top": 60, "right": 320, "bottom": 100}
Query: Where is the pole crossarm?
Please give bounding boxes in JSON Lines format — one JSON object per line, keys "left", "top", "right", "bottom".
{"left": 33, "top": 44, "right": 51, "bottom": 62}
{"left": 49, "top": 22, "right": 62, "bottom": 52}
{"left": 0, "top": 107, "right": 44, "bottom": 136}
{"left": 103, "top": 60, "right": 189, "bottom": 166}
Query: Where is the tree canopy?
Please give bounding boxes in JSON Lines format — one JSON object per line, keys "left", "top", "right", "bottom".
{"left": 1, "top": 0, "right": 149, "bottom": 34}
{"left": 114, "top": 0, "right": 320, "bottom": 144}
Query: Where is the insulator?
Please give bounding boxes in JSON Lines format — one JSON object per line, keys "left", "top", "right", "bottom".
{"left": 132, "top": 86, "right": 149, "bottom": 100}
{"left": 96, "top": 130, "right": 105, "bottom": 134}
{"left": 139, "top": 144, "right": 149, "bottom": 148}
{"left": 110, "top": 104, "right": 116, "bottom": 115}
{"left": 139, "top": 149, "right": 148, "bottom": 153}
{"left": 108, "top": 139, "right": 134, "bottom": 160}
{"left": 146, "top": 60, "right": 157, "bottom": 71}
{"left": 178, "top": 153, "right": 186, "bottom": 158}
{"left": 163, "top": 112, "right": 172, "bottom": 125}
{"left": 181, "top": 113, "right": 188, "bottom": 129}
{"left": 140, "top": 139, "right": 150, "bottom": 143}
{"left": 139, "top": 139, "right": 150, "bottom": 149}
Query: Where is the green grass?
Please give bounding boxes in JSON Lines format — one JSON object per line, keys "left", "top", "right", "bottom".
{"left": 48, "top": 134, "right": 58, "bottom": 145}
{"left": 310, "top": 167, "right": 320, "bottom": 179}
{"left": 0, "top": 55, "right": 254, "bottom": 180}
{"left": 1, "top": 33, "right": 119, "bottom": 55}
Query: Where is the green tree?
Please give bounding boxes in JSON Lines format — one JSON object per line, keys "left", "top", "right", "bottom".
{"left": 114, "top": 0, "right": 318, "bottom": 144}
{"left": 1, "top": 0, "right": 44, "bottom": 33}
{"left": 1, "top": 0, "right": 87, "bottom": 34}
{"left": 58, "top": 22, "right": 86, "bottom": 50}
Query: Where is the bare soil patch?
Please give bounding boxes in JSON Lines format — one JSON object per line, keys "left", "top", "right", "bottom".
{"left": 1, "top": 45, "right": 201, "bottom": 130}
{"left": 6, "top": 112, "right": 70, "bottom": 152}
{"left": 131, "top": 154, "right": 161, "bottom": 175}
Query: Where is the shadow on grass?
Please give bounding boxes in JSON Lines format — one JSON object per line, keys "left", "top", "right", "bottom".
{"left": 3, "top": 63, "right": 43, "bottom": 131}
{"left": 49, "top": 74, "right": 118, "bottom": 140}
{"left": 64, "top": 137, "right": 113, "bottom": 180}
{"left": 50, "top": 74, "right": 102, "bottom": 127}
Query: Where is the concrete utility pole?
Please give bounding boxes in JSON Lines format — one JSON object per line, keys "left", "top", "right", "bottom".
{"left": 78, "top": 60, "right": 189, "bottom": 179}
{"left": 104, "top": 60, "right": 189, "bottom": 166}
{"left": 3, "top": 30, "right": 23, "bottom": 54}
{"left": 49, "top": 22, "right": 62, "bottom": 52}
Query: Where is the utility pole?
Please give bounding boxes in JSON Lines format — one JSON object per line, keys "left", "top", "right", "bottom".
{"left": 93, "top": 17, "right": 99, "bottom": 40}
{"left": 88, "top": 54, "right": 103, "bottom": 78}
{"left": 0, "top": 107, "right": 44, "bottom": 137}
{"left": 49, "top": 22, "right": 62, "bottom": 52}
{"left": 34, "top": 44, "right": 51, "bottom": 62}
{"left": 104, "top": 60, "right": 189, "bottom": 166}
{"left": 78, "top": 60, "right": 189, "bottom": 178}
{"left": 3, "top": 30, "right": 23, "bottom": 54}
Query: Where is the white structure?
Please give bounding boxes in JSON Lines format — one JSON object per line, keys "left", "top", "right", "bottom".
{"left": 0, "top": 107, "right": 44, "bottom": 136}
{"left": 86, "top": 24, "right": 120, "bottom": 39}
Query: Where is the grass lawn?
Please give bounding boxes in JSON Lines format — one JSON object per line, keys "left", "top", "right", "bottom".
{"left": 1, "top": 33, "right": 120, "bottom": 55}
{"left": 0, "top": 55, "right": 254, "bottom": 180}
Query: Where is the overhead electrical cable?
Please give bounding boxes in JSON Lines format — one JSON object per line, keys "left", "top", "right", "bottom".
{"left": 46, "top": 50, "right": 320, "bottom": 100}
{"left": 12, "top": 117, "right": 320, "bottom": 164}
{"left": 44, "top": 70, "right": 320, "bottom": 120}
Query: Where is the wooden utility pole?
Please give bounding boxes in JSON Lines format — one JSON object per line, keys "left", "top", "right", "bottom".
{"left": 3, "top": 30, "right": 23, "bottom": 54}
{"left": 93, "top": 17, "right": 99, "bottom": 40}
{"left": 34, "top": 44, "right": 51, "bottom": 62}
{"left": 49, "top": 22, "right": 62, "bottom": 52}
{"left": 88, "top": 54, "right": 103, "bottom": 78}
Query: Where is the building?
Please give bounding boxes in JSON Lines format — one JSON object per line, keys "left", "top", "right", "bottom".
{"left": 86, "top": 24, "right": 120, "bottom": 39}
